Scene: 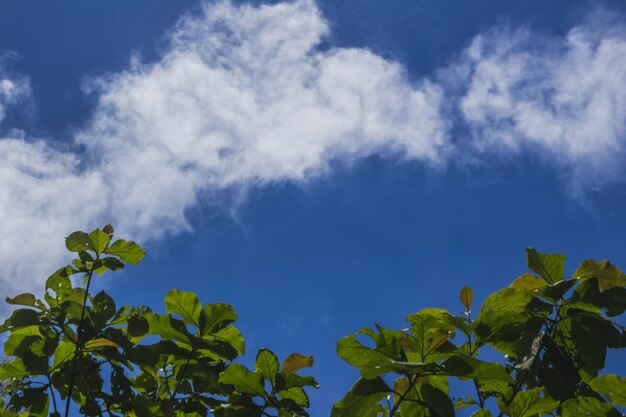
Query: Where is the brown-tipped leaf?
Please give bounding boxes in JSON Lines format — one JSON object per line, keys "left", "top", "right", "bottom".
{"left": 281, "top": 353, "right": 314, "bottom": 374}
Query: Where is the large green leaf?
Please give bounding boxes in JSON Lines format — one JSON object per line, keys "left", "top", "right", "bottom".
{"left": 560, "top": 396, "right": 622, "bottom": 417}
{"left": 88, "top": 228, "right": 111, "bottom": 256}
{"left": 590, "top": 375, "right": 626, "bottom": 407}
{"left": 331, "top": 377, "right": 391, "bottom": 417}
{"left": 219, "top": 364, "right": 265, "bottom": 396}
{"left": 279, "top": 387, "right": 310, "bottom": 407}
{"left": 255, "top": 348, "right": 279, "bottom": 381}
{"left": 146, "top": 313, "right": 191, "bottom": 344}
{"left": 106, "top": 239, "right": 146, "bottom": 264}
{"left": 441, "top": 354, "right": 513, "bottom": 383}
{"left": 65, "top": 231, "right": 91, "bottom": 252}
{"left": 5, "top": 293, "right": 46, "bottom": 310}
{"left": 525, "top": 248, "right": 567, "bottom": 284}
{"left": 164, "top": 289, "right": 202, "bottom": 327}
{"left": 200, "top": 303, "right": 238, "bottom": 335}
{"left": 508, "top": 389, "right": 558, "bottom": 417}
{"left": 574, "top": 259, "right": 626, "bottom": 290}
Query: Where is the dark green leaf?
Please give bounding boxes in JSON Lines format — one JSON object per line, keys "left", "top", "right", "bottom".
{"left": 331, "top": 377, "right": 391, "bottom": 417}
{"left": 441, "top": 354, "right": 514, "bottom": 382}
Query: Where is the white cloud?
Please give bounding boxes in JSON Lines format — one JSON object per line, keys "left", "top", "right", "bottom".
{"left": 456, "top": 13, "right": 626, "bottom": 194}
{"left": 0, "top": 0, "right": 448, "bottom": 297}
{"left": 78, "top": 0, "right": 448, "bottom": 239}
{"left": 2, "top": 2, "right": 626, "bottom": 298}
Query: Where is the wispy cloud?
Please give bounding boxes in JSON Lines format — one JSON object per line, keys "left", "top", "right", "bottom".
{"left": 453, "top": 11, "right": 626, "bottom": 195}
{"left": 1, "top": 1, "right": 626, "bottom": 296}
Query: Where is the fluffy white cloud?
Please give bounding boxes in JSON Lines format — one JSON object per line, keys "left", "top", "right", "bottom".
{"left": 2, "top": 2, "right": 626, "bottom": 298}
{"left": 0, "top": 0, "right": 448, "bottom": 296}
{"left": 79, "top": 0, "right": 448, "bottom": 239}
{"left": 456, "top": 14, "right": 626, "bottom": 194}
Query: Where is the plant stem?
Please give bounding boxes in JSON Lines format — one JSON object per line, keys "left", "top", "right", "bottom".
{"left": 64, "top": 261, "right": 97, "bottom": 417}
{"left": 46, "top": 373, "right": 58, "bottom": 414}
{"left": 172, "top": 356, "right": 192, "bottom": 399}
{"left": 389, "top": 375, "right": 418, "bottom": 417}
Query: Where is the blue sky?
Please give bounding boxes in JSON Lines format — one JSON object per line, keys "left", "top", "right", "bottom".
{"left": 2, "top": 0, "right": 626, "bottom": 415}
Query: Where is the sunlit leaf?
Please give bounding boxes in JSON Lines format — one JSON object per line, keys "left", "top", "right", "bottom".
{"left": 256, "top": 348, "right": 279, "bottom": 382}
{"left": 89, "top": 228, "right": 111, "bottom": 256}
{"left": 106, "top": 239, "right": 145, "bottom": 264}
{"left": 525, "top": 248, "right": 566, "bottom": 284}
{"left": 164, "top": 289, "right": 201, "bottom": 327}
{"left": 65, "top": 231, "right": 91, "bottom": 252}
{"left": 219, "top": 363, "right": 264, "bottom": 396}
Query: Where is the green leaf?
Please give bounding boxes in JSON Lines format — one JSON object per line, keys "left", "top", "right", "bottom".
{"left": 460, "top": 286, "right": 474, "bottom": 310}
{"left": 525, "top": 248, "right": 567, "bottom": 284}
{"left": 560, "top": 396, "right": 622, "bottom": 417}
{"left": 471, "top": 410, "right": 494, "bottom": 417}
{"left": 65, "top": 231, "right": 91, "bottom": 252}
{"left": 100, "top": 257, "right": 125, "bottom": 272}
{"left": 200, "top": 302, "right": 238, "bottom": 334}
{"left": 5, "top": 293, "right": 46, "bottom": 310}
{"left": 0, "top": 358, "right": 29, "bottom": 379}
{"left": 279, "top": 387, "right": 310, "bottom": 407}
{"left": 441, "top": 353, "right": 514, "bottom": 382}
{"left": 164, "top": 289, "right": 202, "bottom": 327}
{"left": 146, "top": 313, "right": 191, "bottom": 344}
{"left": 256, "top": 348, "right": 279, "bottom": 382}
{"left": 219, "top": 364, "right": 265, "bottom": 396}
{"left": 105, "top": 239, "right": 145, "bottom": 264}
{"left": 88, "top": 228, "right": 111, "bottom": 255}
{"left": 574, "top": 259, "right": 626, "bottom": 290}
{"left": 52, "top": 341, "right": 75, "bottom": 369}
{"left": 276, "top": 373, "right": 320, "bottom": 390}
{"left": 132, "top": 396, "right": 166, "bottom": 417}
{"left": 590, "top": 375, "right": 626, "bottom": 407}
{"left": 417, "top": 383, "right": 455, "bottom": 417}
{"left": 331, "top": 377, "right": 391, "bottom": 417}
{"left": 281, "top": 353, "right": 314, "bottom": 374}
{"left": 213, "top": 325, "right": 245, "bottom": 355}
{"left": 509, "top": 274, "right": 546, "bottom": 291}
{"left": 84, "top": 338, "right": 120, "bottom": 349}
{"left": 508, "top": 389, "right": 558, "bottom": 417}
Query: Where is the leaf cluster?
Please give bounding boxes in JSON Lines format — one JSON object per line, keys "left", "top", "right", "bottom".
{"left": 333, "top": 248, "right": 626, "bottom": 417}
{"left": 0, "top": 226, "right": 317, "bottom": 417}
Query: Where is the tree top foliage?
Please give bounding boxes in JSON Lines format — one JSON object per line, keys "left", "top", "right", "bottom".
{"left": 1, "top": 226, "right": 625, "bottom": 416}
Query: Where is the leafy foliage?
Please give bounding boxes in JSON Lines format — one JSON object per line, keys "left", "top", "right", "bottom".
{"left": 1, "top": 226, "right": 625, "bottom": 417}
{"left": 333, "top": 249, "right": 626, "bottom": 417}
{"left": 0, "top": 226, "right": 317, "bottom": 417}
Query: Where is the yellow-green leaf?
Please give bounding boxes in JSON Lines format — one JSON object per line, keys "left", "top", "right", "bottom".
{"left": 84, "top": 338, "right": 120, "bottom": 349}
